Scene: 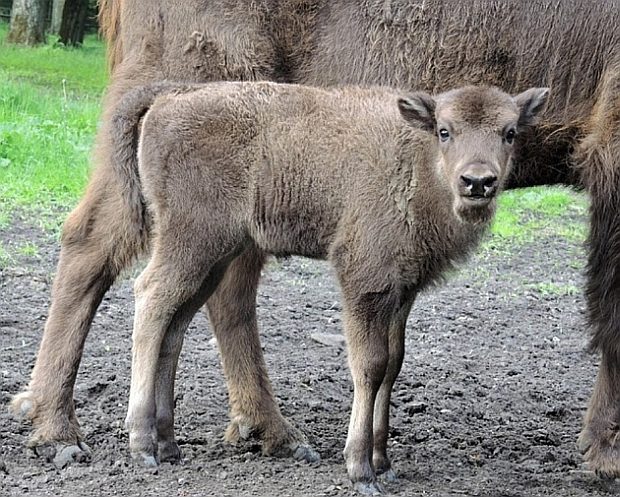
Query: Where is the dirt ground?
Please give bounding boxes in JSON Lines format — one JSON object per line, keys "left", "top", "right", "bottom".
{"left": 2, "top": 203, "right": 620, "bottom": 497}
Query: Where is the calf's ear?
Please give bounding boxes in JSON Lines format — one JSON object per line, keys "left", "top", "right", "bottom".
{"left": 514, "top": 87, "right": 550, "bottom": 127}
{"left": 398, "top": 92, "right": 436, "bottom": 132}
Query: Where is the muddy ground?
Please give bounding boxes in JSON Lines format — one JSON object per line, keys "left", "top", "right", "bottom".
{"left": 2, "top": 202, "right": 620, "bottom": 497}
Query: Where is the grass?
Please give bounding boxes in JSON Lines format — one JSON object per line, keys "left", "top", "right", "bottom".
{"left": 0, "top": 22, "right": 107, "bottom": 216}
{"left": 17, "top": 241, "right": 40, "bottom": 258}
{"left": 487, "top": 186, "right": 588, "bottom": 247}
{"left": 0, "top": 23, "right": 107, "bottom": 94}
{"left": 0, "top": 241, "right": 14, "bottom": 269}
{"left": 527, "top": 282, "right": 581, "bottom": 297}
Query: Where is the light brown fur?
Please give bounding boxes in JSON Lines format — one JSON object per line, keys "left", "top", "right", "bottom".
{"left": 117, "top": 81, "right": 546, "bottom": 492}
{"left": 10, "top": 0, "right": 620, "bottom": 480}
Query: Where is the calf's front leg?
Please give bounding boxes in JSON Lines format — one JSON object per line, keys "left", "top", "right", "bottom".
{"left": 372, "top": 294, "right": 414, "bottom": 481}
{"left": 341, "top": 291, "right": 395, "bottom": 495}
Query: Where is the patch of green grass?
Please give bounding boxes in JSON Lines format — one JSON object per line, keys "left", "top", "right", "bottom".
{"left": 17, "top": 241, "right": 40, "bottom": 258}
{"left": 487, "top": 186, "right": 588, "bottom": 247}
{"left": 0, "top": 242, "right": 13, "bottom": 269}
{"left": 0, "top": 21, "right": 106, "bottom": 223}
{"left": 0, "top": 23, "right": 107, "bottom": 95}
{"left": 0, "top": 208, "right": 10, "bottom": 229}
{"left": 527, "top": 282, "right": 581, "bottom": 297}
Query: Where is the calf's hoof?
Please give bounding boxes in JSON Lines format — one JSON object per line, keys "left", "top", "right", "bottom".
{"left": 353, "top": 480, "right": 386, "bottom": 496}
{"left": 131, "top": 450, "right": 158, "bottom": 468}
{"left": 579, "top": 423, "right": 620, "bottom": 480}
{"left": 158, "top": 440, "right": 182, "bottom": 463}
{"left": 378, "top": 468, "right": 398, "bottom": 483}
{"left": 129, "top": 431, "right": 159, "bottom": 468}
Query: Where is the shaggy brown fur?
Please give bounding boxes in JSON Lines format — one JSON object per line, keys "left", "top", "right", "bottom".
{"left": 116, "top": 81, "right": 546, "bottom": 492}
{"left": 10, "top": 0, "right": 620, "bottom": 480}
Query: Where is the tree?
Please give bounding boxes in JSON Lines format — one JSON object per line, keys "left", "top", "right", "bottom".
{"left": 53, "top": 0, "right": 89, "bottom": 46}
{"left": 7, "top": 0, "right": 50, "bottom": 46}
{"left": 50, "top": 0, "right": 65, "bottom": 34}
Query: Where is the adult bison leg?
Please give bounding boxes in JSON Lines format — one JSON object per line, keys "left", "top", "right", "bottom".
{"left": 580, "top": 351, "right": 620, "bottom": 478}
{"left": 372, "top": 294, "right": 415, "bottom": 482}
{"left": 577, "top": 62, "right": 620, "bottom": 478}
{"left": 205, "top": 245, "right": 319, "bottom": 462}
{"left": 10, "top": 169, "right": 143, "bottom": 468}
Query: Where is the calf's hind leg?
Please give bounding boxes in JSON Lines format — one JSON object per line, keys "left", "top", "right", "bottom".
{"left": 127, "top": 249, "right": 233, "bottom": 465}
{"left": 205, "top": 245, "right": 319, "bottom": 462}
{"left": 10, "top": 173, "right": 143, "bottom": 468}
{"left": 153, "top": 308, "right": 204, "bottom": 463}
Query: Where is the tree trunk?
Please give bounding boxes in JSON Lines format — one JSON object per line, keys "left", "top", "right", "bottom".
{"left": 7, "top": 0, "right": 50, "bottom": 46}
{"left": 50, "top": 0, "right": 66, "bottom": 35}
{"left": 57, "top": 0, "right": 88, "bottom": 46}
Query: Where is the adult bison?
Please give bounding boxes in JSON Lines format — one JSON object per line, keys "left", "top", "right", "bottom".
{"left": 10, "top": 0, "right": 620, "bottom": 480}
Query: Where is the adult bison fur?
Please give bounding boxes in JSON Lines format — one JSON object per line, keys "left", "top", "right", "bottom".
{"left": 115, "top": 81, "right": 548, "bottom": 493}
{"left": 9, "top": 0, "right": 620, "bottom": 479}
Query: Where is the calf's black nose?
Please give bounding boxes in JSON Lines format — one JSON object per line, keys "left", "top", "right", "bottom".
{"left": 460, "top": 173, "right": 498, "bottom": 197}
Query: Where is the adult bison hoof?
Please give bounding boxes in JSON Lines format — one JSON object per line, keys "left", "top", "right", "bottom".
{"left": 353, "top": 480, "right": 385, "bottom": 495}
{"left": 262, "top": 428, "right": 320, "bottom": 463}
{"left": 579, "top": 424, "right": 620, "bottom": 479}
{"left": 32, "top": 441, "right": 91, "bottom": 469}
{"left": 263, "top": 438, "right": 321, "bottom": 463}
{"left": 226, "top": 417, "right": 321, "bottom": 463}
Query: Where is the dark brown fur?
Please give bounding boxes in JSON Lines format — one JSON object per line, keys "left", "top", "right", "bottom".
{"left": 118, "top": 81, "right": 545, "bottom": 491}
{"left": 10, "top": 0, "right": 620, "bottom": 480}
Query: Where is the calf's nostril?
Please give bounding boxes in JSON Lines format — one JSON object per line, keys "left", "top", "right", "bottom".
{"left": 482, "top": 175, "right": 498, "bottom": 189}
{"left": 460, "top": 175, "right": 474, "bottom": 189}
{"left": 460, "top": 174, "right": 497, "bottom": 197}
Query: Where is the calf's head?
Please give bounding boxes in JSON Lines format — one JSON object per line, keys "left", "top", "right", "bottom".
{"left": 398, "top": 86, "right": 549, "bottom": 224}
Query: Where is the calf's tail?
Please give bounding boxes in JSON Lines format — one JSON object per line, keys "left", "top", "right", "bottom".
{"left": 110, "top": 82, "right": 201, "bottom": 236}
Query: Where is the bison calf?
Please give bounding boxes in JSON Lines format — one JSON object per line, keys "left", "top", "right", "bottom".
{"left": 114, "top": 82, "right": 548, "bottom": 494}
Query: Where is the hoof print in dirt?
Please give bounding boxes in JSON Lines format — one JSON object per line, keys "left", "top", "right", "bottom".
{"left": 33, "top": 441, "right": 91, "bottom": 469}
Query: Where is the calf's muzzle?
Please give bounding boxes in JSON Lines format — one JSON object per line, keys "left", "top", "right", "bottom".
{"left": 458, "top": 162, "right": 499, "bottom": 201}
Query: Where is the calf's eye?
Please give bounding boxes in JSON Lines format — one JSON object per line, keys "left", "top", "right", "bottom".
{"left": 438, "top": 128, "right": 450, "bottom": 142}
{"left": 505, "top": 128, "right": 517, "bottom": 144}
